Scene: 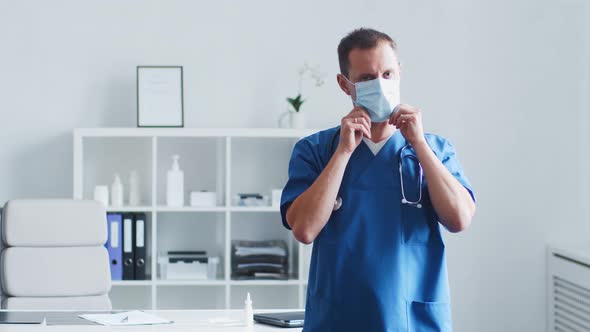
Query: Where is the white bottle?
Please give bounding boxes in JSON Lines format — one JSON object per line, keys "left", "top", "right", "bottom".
{"left": 111, "top": 174, "right": 124, "bottom": 207}
{"left": 129, "top": 170, "right": 141, "bottom": 206}
{"left": 244, "top": 292, "right": 253, "bottom": 327}
{"left": 166, "top": 155, "right": 184, "bottom": 207}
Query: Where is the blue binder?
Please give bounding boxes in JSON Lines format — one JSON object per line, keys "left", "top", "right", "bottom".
{"left": 106, "top": 213, "right": 123, "bottom": 280}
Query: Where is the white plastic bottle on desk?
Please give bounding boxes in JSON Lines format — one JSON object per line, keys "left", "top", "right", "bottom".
{"left": 244, "top": 292, "right": 254, "bottom": 327}
{"left": 166, "top": 155, "right": 184, "bottom": 207}
{"left": 111, "top": 174, "right": 124, "bottom": 207}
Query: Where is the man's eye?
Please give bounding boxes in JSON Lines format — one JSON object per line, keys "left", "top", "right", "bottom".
{"left": 384, "top": 72, "right": 392, "bottom": 78}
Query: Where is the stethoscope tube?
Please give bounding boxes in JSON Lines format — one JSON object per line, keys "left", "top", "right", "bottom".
{"left": 399, "top": 145, "right": 423, "bottom": 209}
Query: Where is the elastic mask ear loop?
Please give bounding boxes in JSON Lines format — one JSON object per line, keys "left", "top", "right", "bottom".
{"left": 342, "top": 75, "right": 357, "bottom": 102}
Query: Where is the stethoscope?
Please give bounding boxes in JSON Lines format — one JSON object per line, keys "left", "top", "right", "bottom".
{"left": 329, "top": 129, "right": 424, "bottom": 211}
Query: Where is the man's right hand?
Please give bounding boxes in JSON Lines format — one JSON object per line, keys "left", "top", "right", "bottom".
{"left": 337, "top": 106, "right": 372, "bottom": 155}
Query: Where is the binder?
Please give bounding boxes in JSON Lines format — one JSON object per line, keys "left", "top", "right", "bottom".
{"left": 133, "top": 213, "right": 147, "bottom": 280}
{"left": 106, "top": 213, "right": 123, "bottom": 280}
{"left": 122, "top": 213, "right": 135, "bottom": 280}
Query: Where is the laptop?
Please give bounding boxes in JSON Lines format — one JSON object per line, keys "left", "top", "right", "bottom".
{"left": 253, "top": 311, "right": 304, "bottom": 328}
{"left": 0, "top": 312, "right": 45, "bottom": 324}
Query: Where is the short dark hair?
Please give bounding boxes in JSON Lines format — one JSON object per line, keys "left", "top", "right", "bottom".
{"left": 337, "top": 28, "right": 398, "bottom": 78}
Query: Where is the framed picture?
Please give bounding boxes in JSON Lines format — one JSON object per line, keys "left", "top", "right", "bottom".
{"left": 137, "top": 66, "right": 184, "bottom": 127}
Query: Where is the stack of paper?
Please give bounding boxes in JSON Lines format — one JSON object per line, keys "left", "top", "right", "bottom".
{"left": 231, "top": 240, "right": 289, "bottom": 279}
{"left": 79, "top": 311, "right": 173, "bottom": 326}
{"left": 235, "top": 246, "right": 287, "bottom": 257}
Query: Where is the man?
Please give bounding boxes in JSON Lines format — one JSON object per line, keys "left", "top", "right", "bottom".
{"left": 280, "top": 28, "right": 476, "bottom": 331}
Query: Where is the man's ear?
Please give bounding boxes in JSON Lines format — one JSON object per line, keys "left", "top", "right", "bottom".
{"left": 337, "top": 74, "right": 352, "bottom": 96}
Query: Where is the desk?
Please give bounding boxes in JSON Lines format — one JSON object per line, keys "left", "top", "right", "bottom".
{"left": 0, "top": 310, "right": 303, "bottom": 331}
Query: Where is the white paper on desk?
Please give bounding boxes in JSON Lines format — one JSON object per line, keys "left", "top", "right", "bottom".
{"left": 79, "top": 311, "right": 173, "bottom": 326}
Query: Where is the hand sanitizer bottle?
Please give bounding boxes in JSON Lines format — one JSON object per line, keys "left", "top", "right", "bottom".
{"left": 166, "top": 155, "right": 184, "bottom": 207}
{"left": 111, "top": 174, "right": 124, "bottom": 207}
{"left": 244, "top": 292, "right": 254, "bottom": 327}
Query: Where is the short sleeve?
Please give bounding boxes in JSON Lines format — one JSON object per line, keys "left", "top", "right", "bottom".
{"left": 428, "top": 136, "right": 476, "bottom": 203}
{"left": 280, "top": 137, "right": 323, "bottom": 230}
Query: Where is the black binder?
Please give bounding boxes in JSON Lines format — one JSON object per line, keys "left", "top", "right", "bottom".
{"left": 133, "top": 213, "right": 147, "bottom": 280}
{"left": 122, "top": 213, "right": 135, "bottom": 280}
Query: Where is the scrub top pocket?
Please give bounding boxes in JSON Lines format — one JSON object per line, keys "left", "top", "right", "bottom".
{"left": 407, "top": 300, "right": 452, "bottom": 332}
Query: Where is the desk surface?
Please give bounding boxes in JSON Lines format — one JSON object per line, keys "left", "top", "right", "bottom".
{"left": 0, "top": 310, "right": 303, "bottom": 331}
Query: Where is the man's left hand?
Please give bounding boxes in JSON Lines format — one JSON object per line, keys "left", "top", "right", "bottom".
{"left": 389, "top": 104, "right": 426, "bottom": 146}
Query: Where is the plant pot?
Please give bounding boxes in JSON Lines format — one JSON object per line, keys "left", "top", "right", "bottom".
{"left": 278, "top": 110, "right": 306, "bottom": 129}
{"left": 290, "top": 112, "right": 305, "bottom": 129}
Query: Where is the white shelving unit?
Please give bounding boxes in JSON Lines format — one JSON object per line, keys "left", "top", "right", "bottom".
{"left": 73, "top": 128, "right": 317, "bottom": 310}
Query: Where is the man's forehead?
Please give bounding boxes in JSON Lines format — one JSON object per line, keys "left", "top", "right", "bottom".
{"left": 348, "top": 42, "right": 399, "bottom": 74}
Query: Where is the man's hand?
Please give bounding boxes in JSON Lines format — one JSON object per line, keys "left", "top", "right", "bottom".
{"left": 389, "top": 104, "right": 425, "bottom": 146}
{"left": 338, "top": 106, "right": 372, "bottom": 155}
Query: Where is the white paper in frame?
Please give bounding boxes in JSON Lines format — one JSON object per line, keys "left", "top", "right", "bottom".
{"left": 137, "top": 66, "right": 184, "bottom": 127}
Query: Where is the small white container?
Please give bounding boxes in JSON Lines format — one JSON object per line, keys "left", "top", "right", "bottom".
{"left": 190, "top": 191, "right": 217, "bottom": 207}
{"left": 93, "top": 185, "right": 109, "bottom": 207}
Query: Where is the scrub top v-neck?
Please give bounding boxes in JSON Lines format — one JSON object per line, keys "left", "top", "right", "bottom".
{"left": 362, "top": 136, "right": 390, "bottom": 156}
{"left": 281, "top": 126, "right": 475, "bottom": 332}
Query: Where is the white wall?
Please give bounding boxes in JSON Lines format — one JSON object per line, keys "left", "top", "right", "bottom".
{"left": 0, "top": 0, "right": 588, "bottom": 330}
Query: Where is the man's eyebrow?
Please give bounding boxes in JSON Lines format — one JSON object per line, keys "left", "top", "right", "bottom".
{"left": 358, "top": 68, "right": 396, "bottom": 77}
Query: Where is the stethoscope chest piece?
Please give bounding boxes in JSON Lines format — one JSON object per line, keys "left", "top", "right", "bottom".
{"left": 401, "top": 198, "right": 422, "bottom": 209}
{"left": 333, "top": 196, "right": 342, "bottom": 211}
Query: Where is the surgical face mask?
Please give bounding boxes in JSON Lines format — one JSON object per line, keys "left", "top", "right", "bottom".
{"left": 345, "top": 76, "right": 401, "bottom": 122}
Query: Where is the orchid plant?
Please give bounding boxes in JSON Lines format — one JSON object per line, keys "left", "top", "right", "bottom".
{"left": 287, "top": 62, "right": 325, "bottom": 112}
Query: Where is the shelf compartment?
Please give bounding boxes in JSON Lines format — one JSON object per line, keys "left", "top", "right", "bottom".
{"left": 230, "top": 137, "right": 297, "bottom": 204}
{"left": 156, "top": 212, "right": 226, "bottom": 280}
{"left": 81, "top": 137, "right": 153, "bottom": 205}
{"left": 157, "top": 137, "right": 225, "bottom": 207}
{"left": 230, "top": 212, "right": 299, "bottom": 281}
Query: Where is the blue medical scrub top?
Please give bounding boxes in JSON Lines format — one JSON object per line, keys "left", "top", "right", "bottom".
{"left": 280, "top": 127, "right": 475, "bottom": 332}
